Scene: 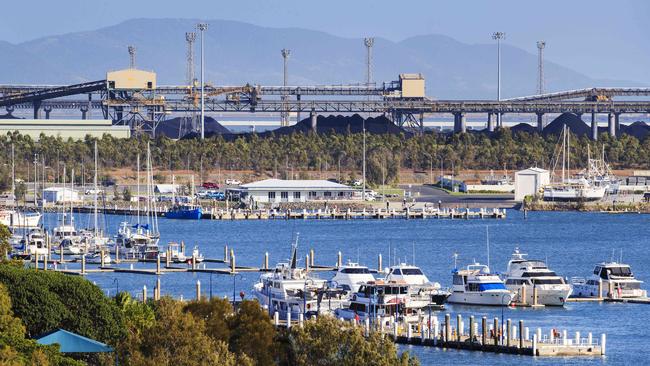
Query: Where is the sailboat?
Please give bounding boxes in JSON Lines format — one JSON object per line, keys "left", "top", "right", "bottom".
{"left": 0, "top": 144, "right": 42, "bottom": 228}
{"left": 79, "top": 141, "right": 112, "bottom": 253}
{"left": 51, "top": 166, "right": 84, "bottom": 255}
{"left": 543, "top": 125, "right": 607, "bottom": 202}
{"left": 165, "top": 174, "right": 202, "bottom": 220}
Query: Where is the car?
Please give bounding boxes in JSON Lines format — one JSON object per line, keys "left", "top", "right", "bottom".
{"left": 202, "top": 182, "right": 219, "bottom": 189}
{"left": 225, "top": 179, "right": 242, "bottom": 186}
{"left": 85, "top": 189, "right": 104, "bottom": 195}
{"left": 101, "top": 178, "right": 116, "bottom": 187}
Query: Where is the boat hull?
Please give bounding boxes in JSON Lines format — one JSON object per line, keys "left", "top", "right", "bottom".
{"left": 165, "top": 208, "right": 202, "bottom": 220}
{"left": 508, "top": 285, "right": 572, "bottom": 306}
{"left": 447, "top": 291, "right": 513, "bottom": 306}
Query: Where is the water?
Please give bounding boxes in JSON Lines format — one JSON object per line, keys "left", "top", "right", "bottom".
{"left": 42, "top": 211, "right": 650, "bottom": 365}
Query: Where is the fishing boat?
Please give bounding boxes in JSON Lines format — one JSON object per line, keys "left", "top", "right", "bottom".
{"left": 165, "top": 175, "right": 202, "bottom": 220}
{"left": 572, "top": 260, "right": 647, "bottom": 299}
{"left": 252, "top": 235, "right": 346, "bottom": 319}
{"left": 0, "top": 210, "right": 42, "bottom": 228}
{"left": 502, "top": 248, "right": 572, "bottom": 306}
{"left": 447, "top": 263, "right": 512, "bottom": 306}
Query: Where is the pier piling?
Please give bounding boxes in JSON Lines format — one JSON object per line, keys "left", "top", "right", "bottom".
{"left": 196, "top": 280, "right": 201, "bottom": 300}
{"left": 378, "top": 254, "right": 382, "bottom": 272}
{"left": 264, "top": 252, "right": 269, "bottom": 270}
{"left": 482, "top": 317, "right": 487, "bottom": 346}
{"left": 142, "top": 285, "right": 147, "bottom": 302}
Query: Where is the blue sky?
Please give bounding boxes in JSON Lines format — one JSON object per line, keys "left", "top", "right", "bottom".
{"left": 2, "top": 0, "right": 649, "bottom": 83}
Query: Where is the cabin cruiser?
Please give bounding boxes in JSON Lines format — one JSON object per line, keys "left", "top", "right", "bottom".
{"left": 503, "top": 248, "right": 572, "bottom": 306}
{"left": 252, "top": 242, "right": 346, "bottom": 320}
{"left": 160, "top": 242, "right": 204, "bottom": 263}
{"left": 83, "top": 251, "right": 112, "bottom": 265}
{"left": 572, "top": 262, "right": 647, "bottom": 299}
{"left": 335, "top": 280, "right": 423, "bottom": 323}
{"left": 0, "top": 210, "right": 42, "bottom": 228}
{"left": 448, "top": 263, "right": 512, "bottom": 306}
{"left": 12, "top": 228, "right": 48, "bottom": 259}
{"left": 385, "top": 263, "right": 450, "bottom": 306}
{"left": 331, "top": 262, "right": 376, "bottom": 293}
{"left": 113, "top": 222, "right": 160, "bottom": 260}
{"left": 543, "top": 178, "right": 606, "bottom": 202}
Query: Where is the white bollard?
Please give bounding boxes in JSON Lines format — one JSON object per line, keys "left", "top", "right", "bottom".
{"left": 512, "top": 326, "right": 517, "bottom": 341}
{"left": 393, "top": 320, "right": 398, "bottom": 338}
{"left": 537, "top": 328, "right": 542, "bottom": 343}
{"left": 299, "top": 313, "right": 304, "bottom": 328}
{"left": 286, "top": 312, "right": 292, "bottom": 329}
{"left": 601, "top": 334, "right": 606, "bottom": 355}
{"left": 433, "top": 318, "right": 440, "bottom": 344}
{"left": 525, "top": 327, "right": 530, "bottom": 341}
{"left": 563, "top": 330, "right": 568, "bottom": 346}
{"left": 274, "top": 311, "right": 279, "bottom": 326}
{"left": 532, "top": 334, "right": 538, "bottom": 356}
{"left": 407, "top": 324, "right": 412, "bottom": 339}
{"left": 549, "top": 329, "right": 554, "bottom": 343}
{"left": 575, "top": 331, "right": 580, "bottom": 345}
{"left": 588, "top": 332, "right": 593, "bottom": 345}
{"left": 459, "top": 320, "right": 464, "bottom": 337}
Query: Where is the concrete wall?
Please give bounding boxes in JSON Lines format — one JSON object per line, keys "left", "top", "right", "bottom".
{"left": 0, "top": 119, "right": 130, "bottom": 140}
{"left": 465, "top": 184, "right": 514, "bottom": 193}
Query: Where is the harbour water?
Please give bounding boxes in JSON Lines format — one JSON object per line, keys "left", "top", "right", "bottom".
{"left": 42, "top": 210, "right": 650, "bottom": 365}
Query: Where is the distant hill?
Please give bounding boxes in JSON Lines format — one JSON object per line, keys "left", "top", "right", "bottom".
{"left": 0, "top": 18, "right": 641, "bottom": 99}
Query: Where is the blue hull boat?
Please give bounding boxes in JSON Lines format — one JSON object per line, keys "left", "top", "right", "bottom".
{"left": 166, "top": 207, "right": 202, "bottom": 220}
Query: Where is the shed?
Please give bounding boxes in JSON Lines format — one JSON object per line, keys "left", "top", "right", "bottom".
{"left": 154, "top": 184, "right": 180, "bottom": 195}
{"left": 399, "top": 74, "right": 425, "bottom": 98}
{"left": 239, "top": 179, "right": 356, "bottom": 203}
{"left": 514, "top": 167, "right": 550, "bottom": 201}
{"left": 36, "top": 329, "right": 113, "bottom": 353}
{"left": 42, "top": 187, "right": 79, "bottom": 203}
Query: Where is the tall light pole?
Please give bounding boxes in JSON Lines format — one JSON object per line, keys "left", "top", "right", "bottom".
{"left": 197, "top": 23, "right": 208, "bottom": 139}
{"left": 281, "top": 49, "right": 291, "bottom": 126}
{"left": 362, "top": 38, "right": 374, "bottom": 202}
{"left": 362, "top": 122, "right": 366, "bottom": 202}
{"left": 492, "top": 32, "right": 505, "bottom": 126}
{"left": 536, "top": 41, "right": 546, "bottom": 95}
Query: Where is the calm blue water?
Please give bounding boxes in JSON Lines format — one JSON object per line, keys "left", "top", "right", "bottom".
{"left": 42, "top": 211, "right": 650, "bottom": 365}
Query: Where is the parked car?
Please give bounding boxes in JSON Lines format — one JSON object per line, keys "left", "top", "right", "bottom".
{"left": 101, "top": 178, "right": 116, "bottom": 187}
{"left": 225, "top": 179, "right": 242, "bottom": 186}
{"left": 85, "top": 189, "right": 104, "bottom": 195}
{"left": 202, "top": 182, "right": 219, "bottom": 189}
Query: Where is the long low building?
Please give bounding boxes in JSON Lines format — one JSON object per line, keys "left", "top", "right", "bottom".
{"left": 239, "top": 179, "right": 357, "bottom": 203}
{"left": 0, "top": 119, "right": 130, "bottom": 140}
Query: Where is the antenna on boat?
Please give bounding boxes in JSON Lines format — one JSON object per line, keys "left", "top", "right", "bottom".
{"left": 619, "top": 249, "right": 623, "bottom": 264}
{"left": 486, "top": 226, "right": 490, "bottom": 269}
{"left": 388, "top": 242, "right": 391, "bottom": 269}
{"left": 452, "top": 252, "right": 458, "bottom": 270}
{"left": 290, "top": 232, "right": 299, "bottom": 269}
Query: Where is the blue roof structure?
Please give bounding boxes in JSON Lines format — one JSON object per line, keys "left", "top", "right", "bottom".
{"left": 35, "top": 329, "right": 114, "bottom": 353}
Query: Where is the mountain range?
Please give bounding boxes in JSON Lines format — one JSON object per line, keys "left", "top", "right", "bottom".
{"left": 0, "top": 18, "right": 641, "bottom": 99}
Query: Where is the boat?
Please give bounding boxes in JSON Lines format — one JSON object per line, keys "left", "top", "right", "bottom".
{"left": 502, "top": 248, "right": 572, "bottom": 306}
{"left": 165, "top": 175, "right": 202, "bottom": 220}
{"left": 334, "top": 280, "right": 421, "bottom": 323}
{"left": 384, "top": 263, "right": 450, "bottom": 306}
{"left": 12, "top": 228, "right": 48, "bottom": 259}
{"left": 252, "top": 235, "right": 346, "bottom": 319}
{"left": 331, "top": 262, "right": 376, "bottom": 293}
{"left": 84, "top": 252, "right": 112, "bottom": 265}
{"left": 160, "top": 242, "right": 204, "bottom": 263}
{"left": 572, "top": 261, "right": 647, "bottom": 299}
{"left": 0, "top": 210, "right": 42, "bottom": 228}
{"left": 447, "top": 263, "right": 512, "bottom": 306}
{"left": 544, "top": 126, "right": 611, "bottom": 202}
{"left": 79, "top": 141, "right": 113, "bottom": 252}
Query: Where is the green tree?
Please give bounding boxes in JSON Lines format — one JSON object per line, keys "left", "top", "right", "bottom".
{"left": 0, "top": 224, "right": 11, "bottom": 259}
{"left": 228, "top": 300, "right": 275, "bottom": 365}
{"left": 122, "top": 187, "right": 132, "bottom": 202}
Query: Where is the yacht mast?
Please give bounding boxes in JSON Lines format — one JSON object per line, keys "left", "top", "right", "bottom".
{"left": 136, "top": 153, "right": 140, "bottom": 225}
{"left": 561, "top": 125, "right": 566, "bottom": 182}
{"left": 566, "top": 127, "right": 570, "bottom": 179}
{"left": 11, "top": 144, "right": 15, "bottom": 202}
{"left": 93, "top": 141, "right": 98, "bottom": 235}
{"left": 62, "top": 165, "right": 67, "bottom": 226}
{"left": 70, "top": 168, "right": 74, "bottom": 227}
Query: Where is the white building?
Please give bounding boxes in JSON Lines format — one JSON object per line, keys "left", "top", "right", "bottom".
{"left": 239, "top": 179, "right": 356, "bottom": 203}
{"left": 43, "top": 187, "right": 80, "bottom": 203}
{"left": 514, "top": 168, "right": 550, "bottom": 201}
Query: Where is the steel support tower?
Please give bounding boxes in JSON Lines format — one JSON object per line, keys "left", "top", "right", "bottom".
{"left": 537, "top": 41, "right": 546, "bottom": 95}
{"left": 281, "top": 48, "right": 291, "bottom": 127}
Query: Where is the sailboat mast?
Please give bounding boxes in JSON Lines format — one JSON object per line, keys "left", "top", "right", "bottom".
{"left": 137, "top": 153, "right": 140, "bottom": 225}
{"left": 11, "top": 144, "right": 15, "bottom": 201}
{"left": 70, "top": 168, "right": 74, "bottom": 225}
{"left": 561, "top": 126, "right": 566, "bottom": 182}
{"left": 567, "top": 127, "right": 570, "bottom": 178}
{"left": 62, "top": 165, "right": 67, "bottom": 226}
{"left": 486, "top": 226, "right": 490, "bottom": 269}
{"left": 93, "top": 141, "right": 98, "bottom": 235}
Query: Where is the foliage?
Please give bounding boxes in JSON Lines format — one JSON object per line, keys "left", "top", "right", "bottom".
{"left": 0, "top": 224, "right": 11, "bottom": 259}
{"left": 288, "top": 316, "right": 419, "bottom": 366}
{"left": 122, "top": 187, "right": 132, "bottom": 201}
{"left": 14, "top": 182, "right": 26, "bottom": 201}
{"left": 0, "top": 283, "right": 82, "bottom": 366}
{"left": 227, "top": 300, "right": 275, "bottom": 365}
{"left": 0, "top": 266, "right": 124, "bottom": 343}
{"left": 1, "top": 129, "right": 649, "bottom": 185}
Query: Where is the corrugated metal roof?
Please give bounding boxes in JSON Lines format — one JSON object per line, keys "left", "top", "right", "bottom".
{"left": 240, "top": 179, "right": 352, "bottom": 190}
{"left": 35, "top": 329, "right": 113, "bottom": 353}
{"left": 516, "top": 167, "right": 549, "bottom": 174}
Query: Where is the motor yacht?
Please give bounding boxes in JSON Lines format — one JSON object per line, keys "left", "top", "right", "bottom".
{"left": 503, "top": 248, "right": 572, "bottom": 306}
{"left": 160, "top": 242, "right": 204, "bottom": 263}
{"left": 331, "top": 262, "right": 375, "bottom": 293}
{"left": 572, "top": 262, "right": 647, "bottom": 299}
{"left": 335, "top": 280, "right": 422, "bottom": 323}
{"left": 447, "top": 263, "right": 512, "bottom": 306}
{"left": 385, "top": 263, "right": 450, "bottom": 306}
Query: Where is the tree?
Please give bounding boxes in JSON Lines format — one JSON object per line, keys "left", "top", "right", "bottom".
{"left": 228, "top": 300, "right": 275, "bottom": 365}
{"left": 183, "top": 297, "right": 232, "bottom": 343}
{"left": 14, "top": 182, "right": 26, "bottom": 202}
{"left": 122, "top": 187, "right": 132, "bottom": 202}
{"left": 0, "top": 224, "right": 11, "bottom": 259}
{"left": 289, "top": 316, "right": 419, "bottom": 366}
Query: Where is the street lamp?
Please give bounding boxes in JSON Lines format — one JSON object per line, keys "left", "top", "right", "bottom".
{"left": 197, "top": 22, "right": 209, "bottom": 139}
{"left": 492, "top": 31, "right": 505, "bottom": 126}
{"left": 423, "top": 152, "right": 433, "bottom": 185}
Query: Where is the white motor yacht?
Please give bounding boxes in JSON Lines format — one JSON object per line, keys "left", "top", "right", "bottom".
{"left": 385, "top": 263, "right": 450, "bottom": 306}
{"left": 0, "top": 210, "right": 42, "bottom": 228}
{"left": 503, "top": 248, "right": 572, "bottom": 306}
{"left": 160, "top": 242, "right": 204, "bottom": 263}
{"left": 572, "top": 262, "right": 647, "bottom": 299}
{"left": 447, "top": 263, "right": 512, "bottom": 306}
{"left": 331, "top": 262, "right": 375, "bottom": 293}
{"left": 335, "top": 280, "right": 421, "bottom": 323}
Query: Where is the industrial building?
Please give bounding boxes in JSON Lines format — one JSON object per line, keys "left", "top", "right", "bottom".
{"left": 0, "top": 119, "right": 130, "bottom": 140}
{"left": 514, "top": 168, "right": 550, "bottom": 201}
{"left": 43, "top": 187, "right": 79, "bottom": 204}
{"left": 239, "top": 179, "right": 356, "bottom": 203}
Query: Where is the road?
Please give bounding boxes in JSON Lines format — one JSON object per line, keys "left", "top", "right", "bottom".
{"left": 400, "top": 184, "right": 516, "bottom": 209}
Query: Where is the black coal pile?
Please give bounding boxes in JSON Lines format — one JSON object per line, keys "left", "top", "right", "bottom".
{"left": 543, "top": 113, "right": 591, "bottom": 137}
{"left": 256, "top": 114, "right": 408, "bottom": 137}
{"left": 510, "top": 123, "right": 538, "bottom": 134}
{"left": 621, "top": 121, "right": 650, "bottom": 140}
{"left": 157, "top": 116, "right": 231, "bottom": 139}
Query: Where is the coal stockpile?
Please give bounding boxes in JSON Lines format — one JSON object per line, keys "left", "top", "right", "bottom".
{"left": 156, "top": 116, "right": 231, "bottom": 139}
{"left": 257, "top": 114, "right": 409, "bottom": 137}
{"left": 542, "top": 113, "right": 591, "bottom": 137}
{"left": 621, "top": 121, "right": 650, "bottom": 139}
{"left": 510, "top": 123, "right": 538, "bottom": 134}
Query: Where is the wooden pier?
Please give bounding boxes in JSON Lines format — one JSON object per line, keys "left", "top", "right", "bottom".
{"left": 69, "top": 205, "right": 506, "bottom": 221}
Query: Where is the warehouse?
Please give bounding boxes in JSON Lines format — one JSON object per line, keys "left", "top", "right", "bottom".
{"left": 514, "top": 168, "right": 550, "bottom": 201}
{"left": 43, "top": 187, "right": 79, "bottom": 204}
{"left": 239, "top": 179, "right": 356, "bottom": 203}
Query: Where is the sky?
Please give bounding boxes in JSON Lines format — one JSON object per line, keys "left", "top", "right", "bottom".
{"left": 2, "top": 0, "right": 649, "bottom": 83}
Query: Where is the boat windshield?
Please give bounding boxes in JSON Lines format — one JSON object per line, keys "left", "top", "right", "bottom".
{"left": 341, "top": 267, "right": 370, "bottom": 274}
{"left": 402, "top": 268, "right": 424, "bottom": 275}
{"left": 532, "top": 278, "right": 564, "bottom": 285}
{"left": 522, "top": 271, "right": 557, "bottom": 277}
{"left": 478, "top": 283, "right": 507, "bottom": 291}
{"left": 608, "top": 267, "right": 632, "bottom": 277}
